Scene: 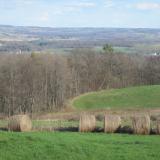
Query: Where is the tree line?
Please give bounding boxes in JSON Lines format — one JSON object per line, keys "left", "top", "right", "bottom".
{"left": 0, "top": 49, "right": 160, "bottom": 116}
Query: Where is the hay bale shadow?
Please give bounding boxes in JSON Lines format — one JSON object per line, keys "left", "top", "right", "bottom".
{"left": 118, "top": 126, "right": 133, "bottom": 134}
{"left": 55, "top": 127, "right": 78, "bottom": 132}
{"left": 0, "top": 127, "right": 8, "bottom": 131}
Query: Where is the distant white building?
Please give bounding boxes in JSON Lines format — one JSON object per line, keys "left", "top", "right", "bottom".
{"left": 16, "top": 50, "right": 22, "bottom": 54}
{"left": 151, "top": 52, "right": 160, "bottom": 56}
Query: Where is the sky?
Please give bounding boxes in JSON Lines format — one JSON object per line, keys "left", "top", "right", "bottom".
{"left": 0, "top": 0, "right": 160, "bottom": 28}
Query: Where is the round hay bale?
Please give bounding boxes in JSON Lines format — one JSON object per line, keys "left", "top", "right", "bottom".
{"left": 8, "top": 115, "right": 32, "bottom": 132}
{"left": 104, "top": 115, "right": 121, "bottom": 133}
{"left": 132, "top": 115, "right": 150, "bottom": 135}
{"left": 156, "top": 120, "right": 160, "bottom": 134}
{"left": 79, "top": 114, "right": 96, "bottom": 132}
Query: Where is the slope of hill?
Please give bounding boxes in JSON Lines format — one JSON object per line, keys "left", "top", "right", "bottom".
{"left": 72, "top": 85, "right": 160, "bottom": 110}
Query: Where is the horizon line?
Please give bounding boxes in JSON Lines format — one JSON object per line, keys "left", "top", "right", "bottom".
{"left": 0, "top": 24, "right": 160, "bottom": 30}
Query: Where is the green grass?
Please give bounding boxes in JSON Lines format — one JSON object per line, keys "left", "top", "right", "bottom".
{"left": 114, "top": 46, "right": 137, "bottom": 54}
{"left": 0, "top": 120, "right": 7, "bottom": 128}
{"left": 0, "top": 120, "right": 104, "bottom": 131}
{"left": 0, "top": 132, "right": 160, "bottom": 160}
{"left": 0, "top": 120, "right": 79, "bottom": 129}
{"left": 33, "top": 120, "right": 79, "bottom": 128}
{"left": 72, "top": 85, "right": 160, "bottom": 110}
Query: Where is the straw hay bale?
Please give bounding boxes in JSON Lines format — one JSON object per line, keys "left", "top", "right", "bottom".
{"left": 8, "top": 115, "right": 32, "bottom": 132}
{"left": 79, "top": 114, "right": 96, "bottom": 132}
{"left": 104, "top": 115, "right": 121, "bottom": 133}
{"left": 157, "top": 120, "right": 160, "bottom": 134}
{"left": 132, "top": 115, "right": 150, "bottom": 135}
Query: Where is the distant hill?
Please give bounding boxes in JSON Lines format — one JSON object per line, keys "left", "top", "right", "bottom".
{"left": 0, "top": 25, "right": 160, "bottom": 54}
{"left": 72, "top": 85, "right": 160, "bottom": 110}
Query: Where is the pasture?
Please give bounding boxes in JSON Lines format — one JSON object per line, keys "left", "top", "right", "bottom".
{"left": 0, "top": 85, "right": 160, "bottom": 160}
{"left": 0, "top": 132, "right": 160, "bottom": 160}
{"left": 72, "top": 85, "right": 160, "bottom": 110}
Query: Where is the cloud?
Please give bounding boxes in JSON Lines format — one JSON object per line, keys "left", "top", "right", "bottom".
{"left": 53, "top": 1, "right": 96, "bottom": 14}
{"left": 75, "top": 2, "right": 96, "bottom": 8}
{"left": 39, "top": 12, "right": 49, "bottom": 22}
{"left": 104, "top": 0, "right": 115, "bottom": 8}
{"left": 65, "top": 2, "right": 96, "bottom": 10}
{"left": 103, "top": 0, "right": 126, "bottom": 9}
{"left": 10, "top": 0, "right": 34, "bottom": 6}
{"left": 52, "top": 10, "right": 64, "bottom": 15}
{"left": 0, "top": 0, "right": 35, "bottom": 10}
{"left": 135, "top": 2, "right": 160, "bottom": 10}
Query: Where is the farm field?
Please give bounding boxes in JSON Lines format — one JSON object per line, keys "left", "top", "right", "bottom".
{"left": 0, "top": 85, "right": 160, "bottom": 160}
{"left": 0, "top": 132, "right": 160, "bottom": 160}
{"left": 1, "top": 2, "right": 160, "bottom": 160}
{"left": 72, "top": 85, "right": 160, "bottom": 110}
{"left": 0, "top": 119, "right": 104, "bottom": 132}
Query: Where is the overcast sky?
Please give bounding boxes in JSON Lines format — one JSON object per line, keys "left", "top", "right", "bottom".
{"left": 0, "top": 0, "right": 160, "bottom": 28}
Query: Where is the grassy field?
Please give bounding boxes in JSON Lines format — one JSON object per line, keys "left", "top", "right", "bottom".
{"left": 0, "top": 132, "right": 160, "bottom": 160}
{"left": 94, "top": 43, "right": 160, "bottom": 55}
{"left": 33, "top": 120, "right": 79, "bottom": 128}
{"left": 0, "top": 120, "right": 104, "bottom": 132}
{"left": 0, "top": 120, "right": 79, "bottom": 131}
{"left": 72, "top": 85, "right": 160, "bottom": 110}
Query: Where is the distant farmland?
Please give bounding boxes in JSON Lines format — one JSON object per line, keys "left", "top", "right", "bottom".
{"left": 1, "top": 25, "right": 160, "bottom": 54}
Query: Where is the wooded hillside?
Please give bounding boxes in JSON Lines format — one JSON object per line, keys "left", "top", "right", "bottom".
{"left": 0, "top": 50, "right": 160, "bottom": 116}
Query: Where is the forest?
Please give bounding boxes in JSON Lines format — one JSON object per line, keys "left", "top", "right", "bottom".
{"left": 0, "top": 49, "right": 160, "bottom": 116}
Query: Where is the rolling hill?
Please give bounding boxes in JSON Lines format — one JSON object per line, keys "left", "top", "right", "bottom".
{"left": 72, "top": 85, "right": 160, "bottom": 110}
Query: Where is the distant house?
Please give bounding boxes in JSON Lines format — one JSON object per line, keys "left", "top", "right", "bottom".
{"left": 151, "top": 52, "right": 160, "bottom": 56}
{"left": 16, "top": 50, "right": 22, "bottom": 54}
{"left": 146, "top": 52, "right": 160, "bottom": 60}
